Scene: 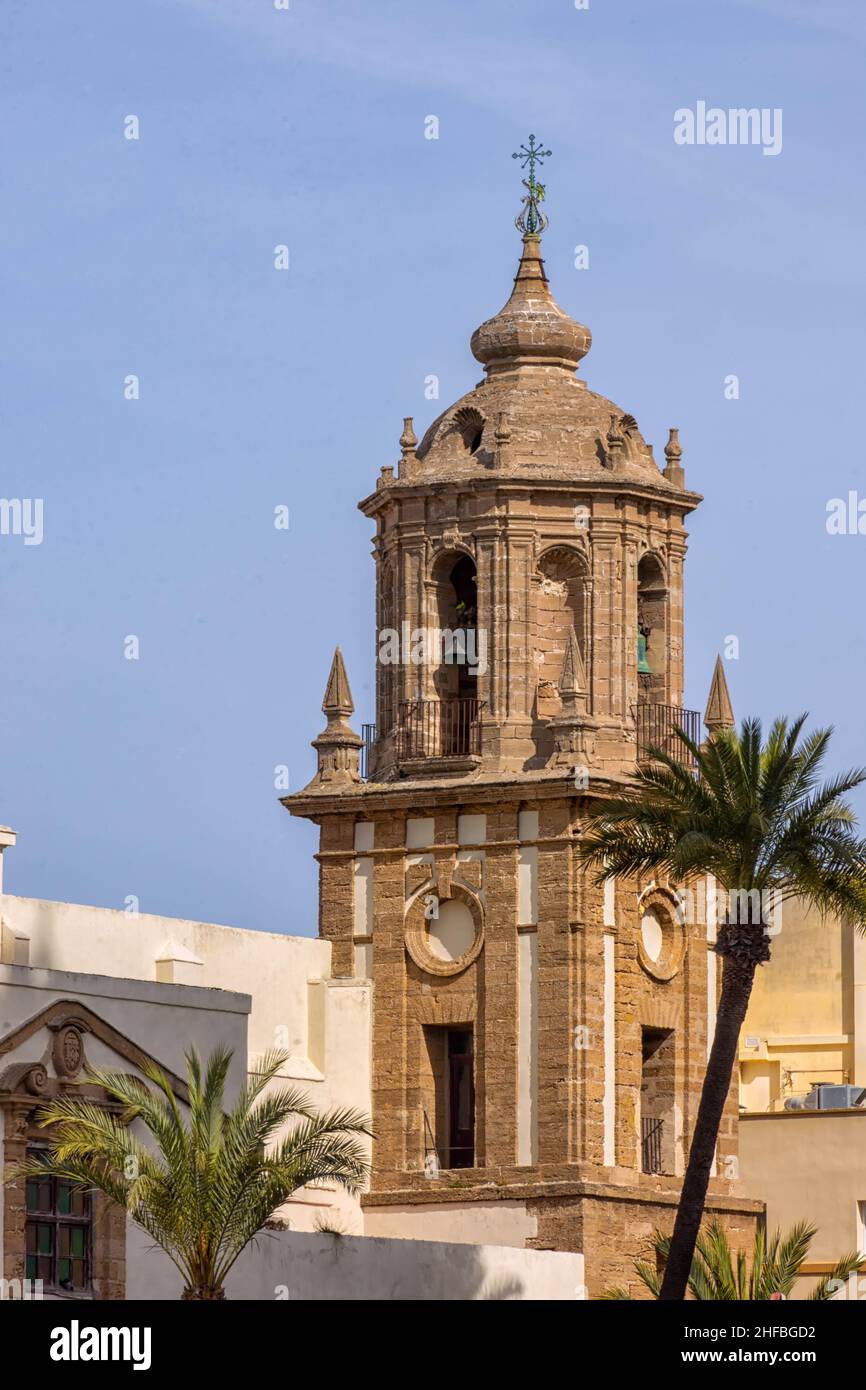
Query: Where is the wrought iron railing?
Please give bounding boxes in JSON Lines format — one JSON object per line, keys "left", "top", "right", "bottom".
{"left": 396, "top": 698, "right": 483, "bottom": 761}
{"left": 360, "top": 724, "right": 376, "bottom": 781}
{"left": 635, "top": 702, "right": 701, "bottom": 768}
{"left": 641, "top": 1116, "right": 664, "bottom": 1175}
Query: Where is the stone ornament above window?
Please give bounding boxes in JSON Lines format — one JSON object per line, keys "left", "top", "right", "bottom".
{"left": 636, "top": 887, "right": 686, "bottom": 982}
{"left": 24, "top": 1063, "right": 49, "bottom": 1096}
{"left": 404, "top": 874, "right": 484, "bottom": 979}
{"left": 48, "top": 1017, "right": 91, "bottom": 1079}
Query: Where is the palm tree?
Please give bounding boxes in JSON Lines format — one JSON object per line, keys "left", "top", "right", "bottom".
{"left": 601, "top": 1218, "right": 863, "bottom": 1301}
{"left": 15, "top": 1045, "right": 371, "bottom": 1299}
{"left": 579, "top": 716, "right": 866, "bottom": 1301}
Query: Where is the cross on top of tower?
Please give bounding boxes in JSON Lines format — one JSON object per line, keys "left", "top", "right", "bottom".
{"left": 512, "top": 134, "right": 552, "bottom": 235}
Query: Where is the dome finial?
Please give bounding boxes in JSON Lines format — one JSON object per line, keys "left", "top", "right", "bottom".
{"left": 512, "top": 134, "right": 552, "bottom": 235}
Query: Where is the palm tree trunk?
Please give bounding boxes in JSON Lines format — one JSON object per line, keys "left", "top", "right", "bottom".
{"left": 658, "top": 948, "right": 757, "bottom": 1300}
{"left": 181, "top": 1287, "right": 226, "bottom": 1300}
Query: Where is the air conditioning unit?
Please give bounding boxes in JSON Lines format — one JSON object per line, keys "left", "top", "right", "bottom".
{"left": 803, "top": 1084, "right": 866, "bottom": 1111}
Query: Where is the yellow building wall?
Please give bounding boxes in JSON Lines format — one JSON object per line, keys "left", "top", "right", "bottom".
{"left": 739, "top": 902, "right": 858, "bottom": 1111}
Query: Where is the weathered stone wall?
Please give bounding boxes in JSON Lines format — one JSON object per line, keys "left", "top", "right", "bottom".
{"left": 309, "top": 788, "right": 760, "bottom": 1283}
{"left": 363, "top": 481, "right": 691, "bottom": 778}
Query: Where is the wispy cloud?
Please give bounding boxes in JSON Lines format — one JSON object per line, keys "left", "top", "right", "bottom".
{"left": 171, "top": 0, "right": 656, "bottom": 131}
{"left": 167, "top": 0, "right": 865, "bottom": 290}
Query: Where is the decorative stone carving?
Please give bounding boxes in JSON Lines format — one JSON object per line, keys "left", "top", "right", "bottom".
{"left": 435, "top": 860, "right": 454, "bottom": 901}
{"left": 639, "top": 1001, "right": 683, "bottom": 1032}
{"left": 547, "top": 625, "right": 598, "bottom": 768}
{"left": 604, "top": 413, "right": 626, "bottom": 468}
{"left": 704, "top": 654, "right": 735, "bottom": 734}
{"left": 398, "top": 416, "right": 419, "bottom": 479}
{"left": 636, "top": 886, "right": 687, "bottom": 982}
{"left": 9, "top": 1106, "right": 32, "bottom": 1137}
{"left": 411, "top": 995, "right": 478, "bottom": 1026}
{"left": 51, "top": 1022, "right": 88, "bottom": 1079}
{"left": 305, "top": 647, "right": 363, "bottom": 790}
{"left": 25, "top": 1064, "right": 49, "bottom": 1096}
{"left": 493, "top": 412, "right": 512, "bottom": 468}
{"left": 663, "top": 426, "right": 685, "bottom": 486}
{"left": 404, "top": 880, "right": 484, "bottom": 979}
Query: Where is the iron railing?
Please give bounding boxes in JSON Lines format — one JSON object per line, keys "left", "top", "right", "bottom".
{"left": 641, "top": 1116, "right": 664, "bottom": 1175}
{"left": 360, "top": 724, "right": 377, "bottom": 781}
{"left": 396, "top": 698, "right": 483, "bottom": 761}
{"left": 635, "top": 702, "right": 701, "bottom": 768}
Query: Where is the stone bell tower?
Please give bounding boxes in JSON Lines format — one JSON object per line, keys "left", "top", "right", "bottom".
{"left": 284, "top": 142, "right": 760, "bottom": 1293}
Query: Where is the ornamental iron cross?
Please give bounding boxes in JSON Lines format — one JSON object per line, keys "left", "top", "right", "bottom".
{"left": 512, "top": 134, "right": 552, "bottom": 235}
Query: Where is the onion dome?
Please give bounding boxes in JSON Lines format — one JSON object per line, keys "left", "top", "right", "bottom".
{"left": 470, "top": 234, "right": 591, "bottom": 376}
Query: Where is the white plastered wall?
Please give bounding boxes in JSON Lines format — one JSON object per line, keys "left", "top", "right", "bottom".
{"left": 0, "top": 895, "right": 372, "bottom": 1231}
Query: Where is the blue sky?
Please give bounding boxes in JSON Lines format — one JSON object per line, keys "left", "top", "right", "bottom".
{"left": 1, "top": 0, "right": 864, "bottom": 933}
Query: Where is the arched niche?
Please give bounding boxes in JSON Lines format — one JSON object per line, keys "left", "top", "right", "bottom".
{"left": 430, "top": 549, "right": 479, "bottom": 701}
{"left": 453, "top": 406, "right": 486, "bottom": 457}
{"left": 637, "top": 551, "right": 668, "bottom": 703}
{"left": 534, "top": 546, "right": 590, "bottom": 718}
{"left": 377, "top": 560, "right": 397, "bottom": 733}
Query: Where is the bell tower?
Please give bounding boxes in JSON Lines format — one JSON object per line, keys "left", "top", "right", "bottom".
{"left": 363, "top": 154, "right": 697, "bottom": 780}
{"left": 284, "top": 143, "right": 760, "bottom": 1293}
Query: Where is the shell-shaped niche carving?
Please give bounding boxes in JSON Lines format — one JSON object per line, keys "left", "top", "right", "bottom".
{"left": 452, "top": 406, "right": 486, "bottom": 456}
